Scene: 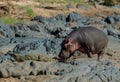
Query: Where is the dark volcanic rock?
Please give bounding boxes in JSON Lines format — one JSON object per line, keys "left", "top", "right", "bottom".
{"left": 66, "top": 12, "right": 89, "bottom": 26}
{"left": 44, "top": 20, "right": 66, "bottom": 36}
{"left": 104, "top": 15, "right": 120, "bottom": 24}
{"left": 0, "top": 54, "right": 15, "bottom": 63}
{"left": 11, "top": 22, "right": 53, "bottom": 38}
{"left": 0, "top": 38, "right": 11, "bottom": 46}
{"left": 57, "top": 28, "right": 73, "bottom": 38}
{"left": 107, "top": 26, "right": 118, "bottom": 37}
{"left": 0, "top": 59, "right": 120, "bottom": 82}
{"left": 9, "top": 37, "right": 41, "bottom": 44}
{"left": 104, "top": 25, "right": 120, "bottom": 39}
{"left": 66, "top": 12, "right": 83, "bottom": 22}
{"left": 54, "top": 14, "right": 67, "bottom": 21}
{"left": 11, "top": 23, "right": 30, "bottom": 37}
{"left": 31, "top": 16, "right": 46, "bottom": 24}
{"left": 0, "top": 12, "right": 120, "bottom": 82}
{"left": 27, "top": 22, "right": 44, "bottom": 32}
{"left": 9, "top": 38, "right": 63, "bottom": 61}
{"left": 0, "top": 22, "right": 14, "bottom": 37}
{"left": 29, "top": 15, "right": 68, "bottom": 37}
{"left": 0, "top": 37, "right": 46, "bottom": 54}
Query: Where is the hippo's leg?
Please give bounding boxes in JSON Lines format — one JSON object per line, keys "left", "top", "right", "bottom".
{"left": 97, "top": 50, "right": 105, "bottom": 61}
{"left": 86, "top": 50, "right": 92, "bottom": 58}
{"left": 87, "top": 52, "right": 92, "bottom": 58}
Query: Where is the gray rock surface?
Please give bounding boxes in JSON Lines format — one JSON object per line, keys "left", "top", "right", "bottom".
{"left": 0, "top": 58, "right": 120, "bottom": 82}
{"left": 0, "top": 12, "right": 120, "bottom": 82}
{"left": 0, "top": 22, "right": 14, "bottom": 37}
{"left": 5, "top": 38, "right": 63, "bottom": 61}
{"left": 104, "top": 15, "right": 120, "bottom": 24}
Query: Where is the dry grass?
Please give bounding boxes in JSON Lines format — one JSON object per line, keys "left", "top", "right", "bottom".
{"left": 0, "top": 0, "right": 119, "bottom": 25}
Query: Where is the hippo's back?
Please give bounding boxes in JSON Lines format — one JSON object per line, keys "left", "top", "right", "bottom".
{"left": 78, "top": 26, "right": 108, "bottom": 53}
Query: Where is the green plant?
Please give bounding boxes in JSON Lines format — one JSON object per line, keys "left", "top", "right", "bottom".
{"left": 14, "top": 4, "right": 35, "bottom": 17}
{"left": 67, "top": 0, "right": 83, "bottom": 5}
{"left": 0, "top": 17, "right": 23, "bottom": 25}
{"left": 23, "top": 6, "right": 35, "bottom": 17}
{"left": 104, "top": 0, "right": 117, "bottom": 6}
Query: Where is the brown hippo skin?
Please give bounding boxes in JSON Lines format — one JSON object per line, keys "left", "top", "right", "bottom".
{"left": 59, "top": 26, "right": 108, "bottom": 61}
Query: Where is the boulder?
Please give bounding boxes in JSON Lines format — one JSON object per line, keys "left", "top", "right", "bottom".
{"left": 104, "top": 15, "right": 120, "bottom": 24}
{"left": 66, "top": 12, "right": 83, "bottom": 22}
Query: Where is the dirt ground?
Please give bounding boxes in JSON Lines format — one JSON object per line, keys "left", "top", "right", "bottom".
{"left": 12, "top": 0, "right": 120, "bottom": 17}
{"left": 0, "top": 0, "right": 120, "bottom": 18}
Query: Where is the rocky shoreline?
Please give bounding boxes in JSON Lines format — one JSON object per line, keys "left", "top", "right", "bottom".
{"left": 0, "top": 12, "right": 120, "bottom": 82}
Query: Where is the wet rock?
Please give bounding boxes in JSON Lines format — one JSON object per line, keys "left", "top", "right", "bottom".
{"left": 90, "top": 76, "right": 101, "bottom": 82}
{"left": 31, "top": 16, "right": 46, "bottom": 24}
{"left": 57, "top": 28, "right": 73, "bottom": 38}
{"left": 54, "top": 14, "right": 67, "bottom": 21}
{"left": 66, "top": 12, "right": 83, "bottom": 22}
{"left": 0, "top": 38, "right": 16, "bottom": 54}
{"left": 104, "top": 15, "right": 120, "bottom": 24}
{"left": 11, "top": 40, "right": 47, "bottom": 61}
{"left": 0, "top": 37, "right": 47, "bottom": 54}
{"left": 86, "top": 16, "right": 105, "bottom": 25}
{"left": 27, "top": 22, "right": 44, "bottom": 32}
{"left": 0, "top": 12, "right": 120, "bottom": 82}
{"left": 57, "top": 26, "right": 86, "bottom": 38}
{"left": 0, "top": 60, "right": 51, "bottom": 77}
{"left": 11, "top": 23, "right": 30, "bottom": 37}
{"left": 9, "top": 37, "right": 40, "bottom": 44}
{"left": 0, "top": 58, "right": 120, "bottom": 82}
{"left": 0, "top": 38, "right": 11, "bottom": 46}
{"left": 105, "top": 26, "right": 120, "bottom": 38}
{"left": 43, "top": 38, "right": 63, "bottom": 55}
{"left": 44, "top": 21, "right": 66, "bottom": 36}
{"left": 0, "top": 54, "right": 15, "bottom": 63}
{"left": 8, "top": 38, "right": 62, "bottom": 61}
{"left": 0, "top": 22, "right": 14, "bottom": 37}
{"left": 85, "top": 60, "right": 120, "bottom": 82}
{"left": 11, "top": 22, "right": 53, "bottom": 38}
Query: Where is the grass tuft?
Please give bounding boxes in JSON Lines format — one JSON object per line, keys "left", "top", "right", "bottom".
{"left": 23, "top": 6, "right": 35, "bottom": 17}
{"left": 15, "top": 4, "right": 35, "bottom": 17}
{"left": 0, "top": 17, "right": 23, "bottom": 25}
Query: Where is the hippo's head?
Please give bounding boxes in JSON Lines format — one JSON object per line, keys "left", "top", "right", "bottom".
{"left": 59, "top": 38, "right": 79, "bottom": 61}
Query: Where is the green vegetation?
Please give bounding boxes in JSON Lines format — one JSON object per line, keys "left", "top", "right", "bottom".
{"left": 67, "top": 0, "right": 83, "bottom": 5}
{"left": 23, "top": 6, "right": 35, "bottom": 17}
{"left": 0, "top": 17, "right": 23, "bottom": 25}
{"left": 15, "top": 4, "right": 35, "bottom": 17}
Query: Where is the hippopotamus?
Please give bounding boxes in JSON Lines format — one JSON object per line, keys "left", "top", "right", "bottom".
{"left": 59, "top": 26, "right": 108, "bottom": 61}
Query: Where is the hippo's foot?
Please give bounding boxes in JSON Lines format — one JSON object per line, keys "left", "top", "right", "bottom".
{"left": 87, "top": 52, "right": 92, "bottom": 58}
{"left": 97, "top": 50, "right": 104, "bottom": 61}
